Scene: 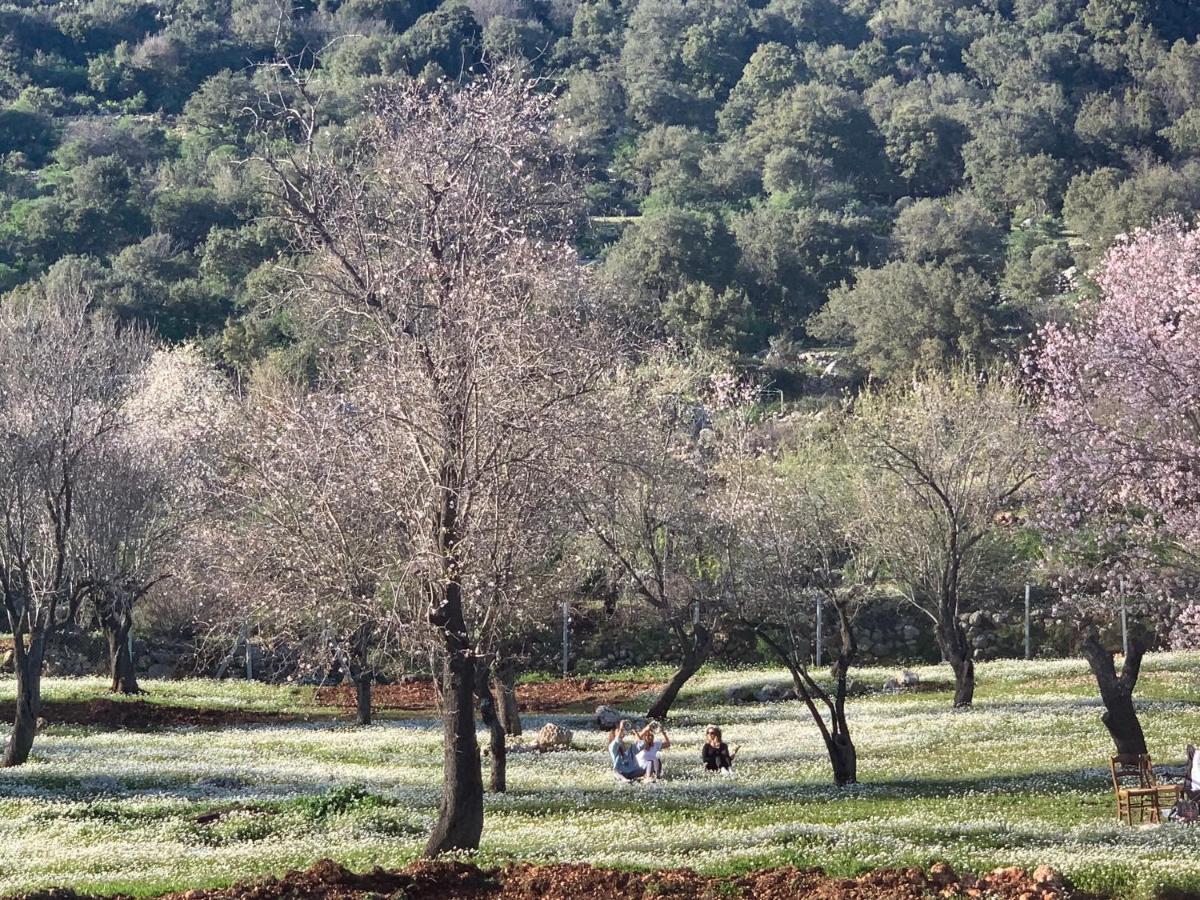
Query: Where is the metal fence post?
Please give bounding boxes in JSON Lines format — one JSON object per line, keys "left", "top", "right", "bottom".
{"left": 562, "top": 600, "right": 570, "bottom": 679}
{"left": 1024, "top": 583, "right": 1032, "bottom": 661}
{"left": 814, "top": 595, "right": 824, "bottom": 668}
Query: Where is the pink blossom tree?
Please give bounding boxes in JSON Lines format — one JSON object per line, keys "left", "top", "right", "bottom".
{"left": 1033, "top": 220, "right": 1200, "bottom": 754}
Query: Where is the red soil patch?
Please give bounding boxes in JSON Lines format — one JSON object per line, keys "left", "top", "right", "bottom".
{"left": 11, "top": 859, "right": 1095, "bottom": 900}
{"left": 314, "top": 677, "right": 661, "bottom": 713}
{"left": 0, "top": 698, "right": 300, "bottom": 730}
{"left": 9, "top": 676, "right": 657, "bottom": 731}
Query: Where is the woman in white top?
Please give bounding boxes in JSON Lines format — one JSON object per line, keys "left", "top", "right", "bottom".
{"left": 635, "top": 722, "right": 671, "bottom": 781}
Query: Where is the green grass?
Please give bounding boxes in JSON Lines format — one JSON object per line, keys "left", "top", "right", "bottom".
{"left": 4, "top": 655, "right": 1200, "bottom": 897}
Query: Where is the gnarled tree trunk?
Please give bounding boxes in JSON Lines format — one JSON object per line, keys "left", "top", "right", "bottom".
{"left": 646, "top": 622, "right": 712, "bottom": 721}
{"left": 348, "top": 624, "right": 375, "bottom": 726}
{"left": 1081, "top": 632, "right": 1147, "bottom": 756}
{"left": 826, "top": 732, "right": 857, "bottom": 786}
{"left": 938, "top": 616, "right": 975, "bottom": 708}
{"left": 493, "top": 659, "right": 521, "bottom": 737}
{"left": 5, "top": 633, "right": 46, "bottom": 768}
{"left": 104, "top": 615, "right": 141, "bottom": 695}
{"left": 354, "top": 674, "right": 373, "bottom": 726}
{"left": 477, "top": 664, "right": 507, "bottom": 792}
{"left": 424, "top": 567, "right": 484, "bottom": 855}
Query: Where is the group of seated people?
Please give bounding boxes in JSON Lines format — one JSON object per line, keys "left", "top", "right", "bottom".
{"left": 608, "top": 720, "right": 737, "bottom": 782}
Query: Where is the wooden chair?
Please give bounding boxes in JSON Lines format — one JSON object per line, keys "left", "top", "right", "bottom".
{"left": 1110, "top": 754, "right": 1181, "bottom": 825}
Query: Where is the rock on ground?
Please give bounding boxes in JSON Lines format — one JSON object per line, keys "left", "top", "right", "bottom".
{"left": 535, "top": 722, "right": 573, "bottom": 750}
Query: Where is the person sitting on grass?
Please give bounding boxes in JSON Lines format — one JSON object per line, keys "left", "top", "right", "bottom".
{"left": 636, "top": 722, "right": 671, "bottom": 781}
{"left": 702, "top": 724, "right": 737, "bottom": 775}
{"left": 609, "top": 720, "right": 643, "bottom": 782}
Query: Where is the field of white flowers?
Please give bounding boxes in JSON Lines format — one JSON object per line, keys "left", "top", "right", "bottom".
{"left": 3, "top": 654, "right": 1200, "bottom": 898}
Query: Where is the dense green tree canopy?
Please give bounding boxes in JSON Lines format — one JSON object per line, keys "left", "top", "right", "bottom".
{"left": 0, "top": 0, "right": 1199, "bottom": 380}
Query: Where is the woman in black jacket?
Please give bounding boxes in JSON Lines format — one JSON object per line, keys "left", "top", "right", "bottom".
{"left": 702, "top": 725, "right": 736, "bottom": 774}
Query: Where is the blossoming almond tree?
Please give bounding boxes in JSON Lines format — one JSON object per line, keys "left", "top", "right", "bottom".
{"left": 715, "top": 424, "right": 870, "bottom": 785}
{"left": 846, "top": 368, "right": 1038, "bottom": 708}
{"left": 1033, "top": 221, "right": 1200, "bottom": 754}
{"left": 0, "top": 278, "right": 151, "bottom": 766}
{"left": 572, "top": 358, "right": 729, "bottom": 722}
{"left": 208, "top": 369, "right": 417, "bottom": 726}
{"left": 254, "top": 68, "right": 611, "bottom": 853}
{"left": 72, "top": 346, "right": 229, "bottom": 695}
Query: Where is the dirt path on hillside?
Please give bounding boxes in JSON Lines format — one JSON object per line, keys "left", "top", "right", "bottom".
{"left": 10, "top": 859, "right": 1091, "bottom": 900}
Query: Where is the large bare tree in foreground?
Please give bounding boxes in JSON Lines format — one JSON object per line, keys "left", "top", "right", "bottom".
{"left": 0, "top": 280, "right": 150, "bottom": 765}
{"left": 255, "top": 69, "right": 609, "bottom": 853}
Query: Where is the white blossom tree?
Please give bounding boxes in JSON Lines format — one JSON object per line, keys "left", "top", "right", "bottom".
{"left": 254, "top": 68, "right": 612, "bottom": 852}
{"left": 206, "top": 368, "right": 418, "bottom": 726}
{"left": 73, "top": 345, "right": 230, "bottom": 694}
{"left": 845, "top": 368, "right": 1038, "bottom": 708}
{"left": 0, "top": 278, "right": 151, "bottom": 766}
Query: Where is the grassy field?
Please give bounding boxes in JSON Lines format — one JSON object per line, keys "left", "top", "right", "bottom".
{"left": 3, "top": 654, "right": 1200, "bottom": 898}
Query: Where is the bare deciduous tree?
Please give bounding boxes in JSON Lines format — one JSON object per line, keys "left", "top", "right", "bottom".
{"left": 716, "top": 423, "right": 870, "bottom": 785}
{"left": 846, "top": 369, "right": 1037, "bottom": 708}
{"left": 573, "top": 358, "right": 728, "bottom": 722}
{"left": 0, "top": 279, "right": 151, "bottom": 766}
{"left": 254, "top": 67, "right": 611, "bottom": 853}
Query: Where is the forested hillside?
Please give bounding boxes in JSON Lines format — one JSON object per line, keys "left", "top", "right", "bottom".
{"left": 1, "top": 0, "right": 1199, "bottom": 379}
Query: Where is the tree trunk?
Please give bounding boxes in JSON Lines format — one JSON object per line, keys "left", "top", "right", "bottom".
{"left": 424, "top": 580, "right": 484, "bottom": 856}
{"left": 4, "top": 634, "right": 45, "bottom": 768}
{"left": 949, "top": 654, "right": 975, "bottom": 707}
{"left": 104, "top": 616, "right": 141, "bottom": 695}
{"left": 493, "top": 661, "right": 521, "bottom": 737}
{"left": 354, "top": 673, "right": 373, "bottom": 726}
{"left": 477, "top": 667, "right": 507, "bottom": 793}
{"left": 646, "top": 623, "right": 712, "bottom": 721}
{"left": 938, "top": 617, "right": 975, "bottom": 708}
{"left": 1081, "top": 633, "right": 1148, "bottom": 756}
{"left": 759, "top": 625, "right": 858, "bottom": 788}
{"left": 826, "top": 732, "right": 857, "bottom": 786}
